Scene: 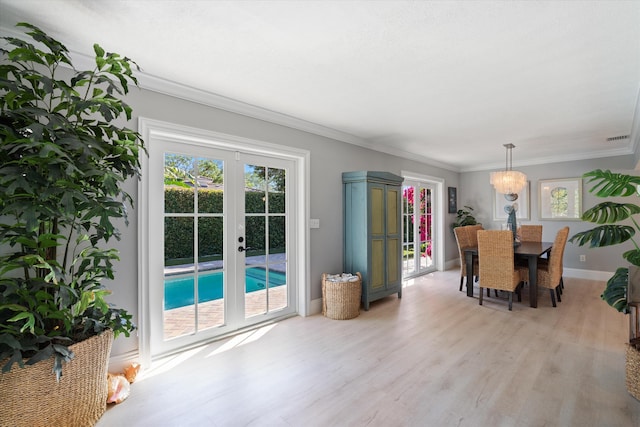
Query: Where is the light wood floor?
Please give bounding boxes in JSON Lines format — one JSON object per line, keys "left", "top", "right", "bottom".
{"left": 97, "top": 269, "right": 640, "bottom": 426}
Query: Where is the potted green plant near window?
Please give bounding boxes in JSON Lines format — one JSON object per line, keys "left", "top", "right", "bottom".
{"left": 451, "top": 205, "right": 480, "bottom": 233}
{"left": 0, "top": 23, "right": 142, "bottom": 425}
{"left": 569, "top": 169, "right": 640, "bottom": 400}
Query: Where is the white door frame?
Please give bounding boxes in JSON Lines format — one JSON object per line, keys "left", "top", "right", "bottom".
{"left": 138, "top": 117, "right": 310, "bottom": 367}
{"left": 401, "top": 170, "right": 445, "bottom": 273}
{"left": 401, "top": 180, "right": 436, "bottom": 277}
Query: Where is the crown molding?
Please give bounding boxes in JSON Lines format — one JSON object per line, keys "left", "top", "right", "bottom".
{"left": 140, "top": 72, "right": 366, "bottom": 144}
{"left": 136, "top": 72, "right": 463, "bottom": 171}
{"left": 65, "top": 50, "right": 462, "bottom": 172}
{"left": 461, "top": 146, "right": 635, "bottom": 173}
{"left": 68, "top": 51, "right": 640, "bottom": 174}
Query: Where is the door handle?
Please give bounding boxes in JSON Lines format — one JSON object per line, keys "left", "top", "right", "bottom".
{"left": 238, "top": 246, "right": 253, "bottom": 253}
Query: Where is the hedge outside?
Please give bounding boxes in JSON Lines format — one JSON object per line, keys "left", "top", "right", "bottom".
{"left": 164, "top": 187, "right": 285, "bottom": 262}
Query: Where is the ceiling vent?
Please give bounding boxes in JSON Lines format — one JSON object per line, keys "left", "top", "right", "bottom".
{"left": 606, "top": 135, "right": 630, "bottom": 142}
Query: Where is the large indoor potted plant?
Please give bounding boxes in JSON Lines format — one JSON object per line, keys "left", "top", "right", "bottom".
{"left": 569, "top": 169, "right": 640, "bottom": 400}
{"left": 0, "top": 23, "right": 142, "bottom": 425}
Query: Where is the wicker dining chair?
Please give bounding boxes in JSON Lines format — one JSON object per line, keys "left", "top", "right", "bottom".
{"left": 477, "top": 230, "right": 527, "bottom": 310}
{"left": 518, "top": 224, "right": 543, "bottom": 242}
{"left": 467, "top": 224, "right": 483, "bottom": 246}
{"left": 467, "top": 224, "right": 485, "bottom": 289}
{"left": 520, "top": 227, "right": 570, "bottom": 307}
{"left": 516, "top": 225, "right": 545, "bottom": 270}
{"left": 558, "top": 226, "right": 570, "bottom": 292}
{"left": 454, "top": 225, "right": 482, "bottom": 292}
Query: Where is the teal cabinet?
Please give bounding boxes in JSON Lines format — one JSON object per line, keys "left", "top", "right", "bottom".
{"left": 343, "top": 171, "right": 404, "bottom": 310}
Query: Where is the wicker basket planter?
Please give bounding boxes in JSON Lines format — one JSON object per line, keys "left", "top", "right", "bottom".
{"left": 0, "top": 330, "right": 114, "bottom": 427}
{"left": 626, "top": 344, "right": 640, "bottom": 401}
{"left": 322, "top": 272, "right": 362, "bottom": 320}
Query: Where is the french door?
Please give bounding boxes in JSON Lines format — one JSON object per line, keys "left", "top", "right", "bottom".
{"left": 146, "top": 137, "right": 296, "bottom": 358}
{"left": 402, "top": 181, "right": 435, "bottom": 277}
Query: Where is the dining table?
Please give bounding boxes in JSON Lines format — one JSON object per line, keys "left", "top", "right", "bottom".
{"left": 464, "top": 241, "right": 553, "bottom": 308}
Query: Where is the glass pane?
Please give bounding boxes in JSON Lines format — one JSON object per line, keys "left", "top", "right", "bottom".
{"left": 245, "top": 164, "right": 265, "bottom": 214}
{"left": 245, "top": 266, "right": 267, "bottom": 317}
{"left": 163, "top": 274, "right": 195, "bottom": 340}
{"left": 197, "top": 157, "right": 224, "bottom": 214}
{"left": 164, "top": 274, "right": 196, "bottom": 310}
{"left": 197, "top": 217, "right": 224, "bottom": 330}
{"left": 402, "top": 186, "right": 415, "bottom": 275}
{"left": 550, "top": 186, "right": 569, "bottom": 216}
{"left": 164, "top": 217, "right": 194, "bottom": 266}
{"left": 269, "top": 264, "right": 287, "bottom": 312}
{"left": 196, "top": 270, "right": 224, "bottom": 330}
{"left": 268, "top": 167, "right": 285, "bottom": 214}
{"left": 404, "top": 242, "right": 415, "bottom": 275}
{"left": 198, "top": 217, "right": 223, "bottom": 266}
{"left": 164, "top": 154, "right": 194, "bottom": 213}
{"left": 403, "top": 186, "right": 414, "bottom": 215}
{"left": 418, "top": 187, "right": 427, "bottom": 262}
{"left": 164, "top": 216, "right": 195, "bottom": 339}
{"left": 421, "top": 188, "right": 433, "bottom": 269}
{"left": 245, "top": 216, "right": 265, "bottom": 264}
{"left": 268, "top": 216, "right": 285, "bottom": 256}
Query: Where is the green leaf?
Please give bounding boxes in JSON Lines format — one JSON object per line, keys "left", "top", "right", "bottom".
{"left": 601, "top": 267, "right": 629, "bottom": 313}
{"left": 1, "top": 350, "right": 25, "bottom": 373}
{"left": 581, "top": 202, "right": 640, "bottom": 224}
{"left": 52, "top": 343, "right": 73, "bottom": 359}
{"left": 624, "top": 249, "right": 640, "bottom": 267}
{"left": 0, "top": 334, "right": 21, "bottom": 349}
{"left": 8, "top": 312, "right": 36, "bottom": 334}
{"left": 93, "top": 43, "right": 105, "bottom": 58}
{"left": 59, "top": 192, "right": 76, "bottom": 215}
{"left": 583, "top": 169, "right": 640, "bottom": 198}
{"left": 26, "top": 345, "right": 53, "bottom": 365}
{"left": 23, "top": 209, "right": 38, "bottom": 232}
{"left": 0, "top": 304, "right": 28, "bottom": 313}
{"left": 52, "top": 354, "right": 63, "bottom": 382}
{"left": 569, "top": 225, "right": 635, "bottom": 247}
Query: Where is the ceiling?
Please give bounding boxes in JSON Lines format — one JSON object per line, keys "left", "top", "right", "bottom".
{"left": 1, "top": 0, "right": 639, "bottom": 172}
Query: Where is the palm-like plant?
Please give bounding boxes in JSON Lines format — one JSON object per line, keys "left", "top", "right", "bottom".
{"left": 570, "top": 169, "right": 640, "bottom": 313}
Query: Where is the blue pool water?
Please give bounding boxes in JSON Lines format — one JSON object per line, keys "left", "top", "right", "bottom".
{"left": 164, "top": 269, "right": 286, "bottom": 310}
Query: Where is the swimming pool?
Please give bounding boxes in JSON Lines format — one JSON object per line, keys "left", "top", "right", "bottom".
{"left": 164, "top": 269, "right": 286, "bottom": 310}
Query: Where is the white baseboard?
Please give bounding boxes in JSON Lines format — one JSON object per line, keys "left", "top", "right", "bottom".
{"left": 309, "top": 297, "right": 323, "bottom": 315}
{"left": 451, "top": 257, "right": 613, "bottom": 282}
{"left": 108, "top": 350, "right": 139, "bottom": 374}
{"left": 445, "top": 259, "right": 460, "bottom": 271}
{"left": 564, "top": 268, "right": 613, "bottom": 281}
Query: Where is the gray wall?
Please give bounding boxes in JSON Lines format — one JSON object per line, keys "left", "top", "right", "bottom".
{"left": 87, "top": 86, "right": 640, "bottom": 358}
{"left": 8, "top": 77, "right": 636, "bottom": 359}
{"left": 107, "top": 87, "right": 460, "bottom": 356}
{"left": 460, "top": 156, "right": 636, "bottom": 273}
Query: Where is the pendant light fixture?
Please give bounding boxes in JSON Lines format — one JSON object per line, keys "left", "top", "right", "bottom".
{"left": 490, "top": 143, "right": 527, "bottom": 195}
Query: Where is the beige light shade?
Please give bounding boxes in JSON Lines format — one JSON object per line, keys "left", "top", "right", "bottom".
{"left": 490, "top": 170, "right": 527, "bottom": 194}
{"left": 491, "top": 143, "right": 527, "bottom": 194}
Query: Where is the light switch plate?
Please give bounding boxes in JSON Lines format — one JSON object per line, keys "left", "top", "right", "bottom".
{"left": 309, "top": 218, "right": 320, "bottom": 229}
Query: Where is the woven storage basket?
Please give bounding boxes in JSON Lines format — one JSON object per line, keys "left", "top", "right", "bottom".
{"left": 0, "top": 329, "right": 114, "bottom": 427}
{"left": 322, "top": 272, "right": 362, "bottom": 320}
{"left": 626, "top": 344, "right": 640, "bottom": 401}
